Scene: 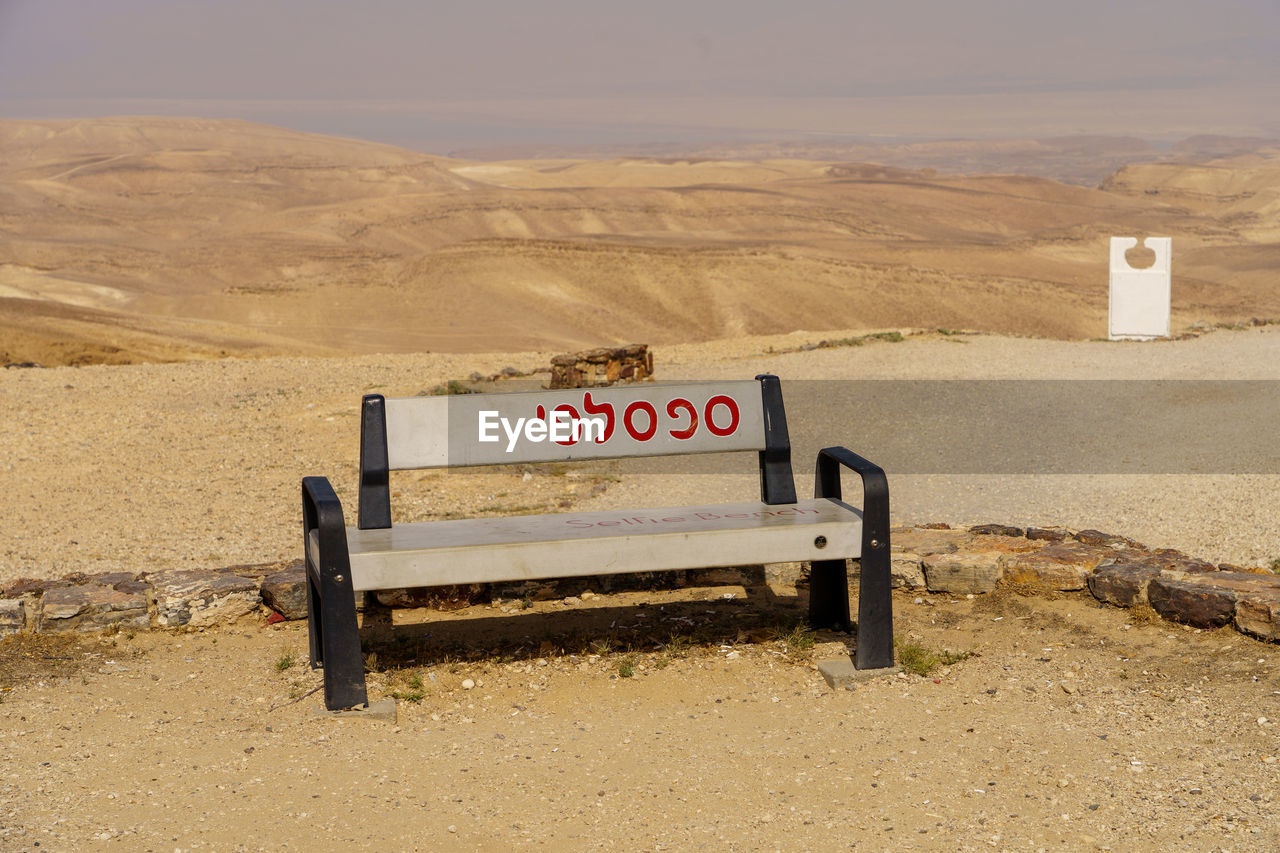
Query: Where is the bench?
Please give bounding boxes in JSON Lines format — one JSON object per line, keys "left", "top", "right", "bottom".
{"left": 302, "top": 374, "right": 893, "bottom": 711}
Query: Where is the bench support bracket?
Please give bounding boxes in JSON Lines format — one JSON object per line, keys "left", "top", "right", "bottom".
{"left": 755, "top": 374, "right": 797, "bottom": 505}
{"left": 812, "top": 447, "right": 894, "bottom": 669}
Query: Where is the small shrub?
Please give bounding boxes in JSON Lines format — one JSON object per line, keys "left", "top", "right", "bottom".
{"left": 660, "top": 633, "right": 692, "bottom": 660}
{"left": 1128, "top": 603, "right": 1161, "bottom": 626}
{"left": 427, "top": 380, "right": 477, "bottom": 396}
{"left": 896, "top": 640, "right": 972, "bottom": 676}
{"left": 391, "top": 688, "right": 425, "bottom": 703}
{"left": 275, "top": 648, "right": 296, "bottom": 672}
{"left": 617, "top": 656, "right": 636, "bottom": 678}
{"left": 781, "top": 625, "right": 817, "bottom": 662}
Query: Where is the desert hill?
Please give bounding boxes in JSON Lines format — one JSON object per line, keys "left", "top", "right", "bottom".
{"left": 2, "top": 117, "right": 1278, "bottom": 365}
{"left": 452, "top": 135, "right": 1168, "bottom": 186}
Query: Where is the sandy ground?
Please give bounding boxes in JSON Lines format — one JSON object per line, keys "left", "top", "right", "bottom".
{"left": 2, "top": 328, "right": 1280, "bottom": 852}
{"left": 3, "top": 585, "right": 1279, "bottom": 851}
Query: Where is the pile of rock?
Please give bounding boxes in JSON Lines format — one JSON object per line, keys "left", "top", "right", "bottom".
{"left": 549, "top": 344, "right": 652, "bottom": 389}
{"left": 890, "top": 524, "right": 1280, "bottom": 641}
{"left": 3, "top": 524, "right": 1278, "bottom": 645}
{"left": 0, "top": 562, "right": 305, "bottom": 636}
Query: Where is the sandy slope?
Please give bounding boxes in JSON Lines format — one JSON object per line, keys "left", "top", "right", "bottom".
{"left": 3, "top": 118, "right": 1280, "bottom": 366}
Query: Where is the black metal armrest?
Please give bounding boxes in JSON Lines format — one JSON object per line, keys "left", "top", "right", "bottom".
{"left": 811, "top": 447, "right": 894, "bottom": 669}
{"left": 814, "top": 447, "right": 889, "bottom": 555}
{"left": 303, "top": 475, "right": 349, "bottom": 565}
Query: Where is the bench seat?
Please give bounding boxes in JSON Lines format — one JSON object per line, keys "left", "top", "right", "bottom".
{"left": 313, "top": 498, "right": 862, "bottom": 592}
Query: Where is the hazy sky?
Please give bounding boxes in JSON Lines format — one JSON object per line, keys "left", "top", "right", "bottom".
{"left": 2, "top": 0, "right": 1278, "bottom": 150}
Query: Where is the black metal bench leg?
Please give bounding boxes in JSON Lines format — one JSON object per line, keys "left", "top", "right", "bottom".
{"left": 303, "top": 476, "right": 370, "bottom": 711}
{"left": 808, "top": 558, "right": 853, "bottom": 632}
{"left": 306, "top": 559, "right": 324, "bottom": 668}
{"left": 814, "top": 447, "right": 895, "bottom": 670}
{"left": 854, "top": 540, "right": 894, "bottom": 670}
{"left": 313, "top": 558, "right": 366, "bottom": 711}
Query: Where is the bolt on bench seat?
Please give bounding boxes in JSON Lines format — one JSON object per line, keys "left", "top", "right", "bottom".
{"left": 302, "top": 375, "right": 893, "bottom": 711}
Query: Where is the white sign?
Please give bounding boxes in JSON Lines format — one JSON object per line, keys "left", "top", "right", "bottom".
{"left": 383, "top": 381, "right": 768, "bottom": 469}
{"left": 1109, "top": 237, "right": 1171, "bottom": 341}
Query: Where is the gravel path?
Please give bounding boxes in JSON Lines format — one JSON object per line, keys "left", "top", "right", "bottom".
{"left": 2, "top": 327, "right": 1277, "bottom": 586}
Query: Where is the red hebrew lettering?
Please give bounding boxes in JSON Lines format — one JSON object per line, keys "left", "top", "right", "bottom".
{"left": 704, "top": 395, "right": 741, "bottom": 437}
{"left": 666, "top": 397, "right": 699, "bottom": 440}
{"left": 581, "top": 392, "right": 615, "bottom": 443}
{"left": 623, "top": 400, "right": 658, "bottom": 441}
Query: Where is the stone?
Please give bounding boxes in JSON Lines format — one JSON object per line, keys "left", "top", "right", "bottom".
{"left": 1088, "top": 551, "right": 1217, "bottom": 608}
{"left": 93, "top": 572, "right": 140, "bottom": 587}
{"left": 958, "top": 537, "right": 1046, "bottom": 556}
{"left": 1073, "top": 529, "right": 1145, "bottom": 551}
{"left": 892, "top": 527, "right": 975, "bottom": 556}
{"left": 969, "top": 524, "right": 1024, "bottom": 537}
{"left": 1000, "top": 542, "right": 1111, "bottom": 591}
{"left": 817, "top": 658, "right": 894, "bottom": 689}
{"left": 312, "top": 698, "right": 397, "bottom": 722}
{"left": 1026, "top": 527, "right": 1069, "bottom": 542}
{"left": 38, "top": 583, "right": 150, "bottom": 632}
{"left": 1176, "top": 570, "right": 1280, "bottom": 594}
{"left": 763, "top": 562, "right": 805, "bottom": 594}
{"left": 373, "top": 584, "right": 485, "bottom": 611}
{"left": 1225, "top": 564, "right": 1275, "bottom": 575}
{"left": 151, "top": 570, "right": 261, "bottom": 628}
{"left": 1146, "top": 549, "right": 1217, "bottom": 573}
{"left": 687, "top": 566, "right": 764, "bottom": 587}
{"left": 549, "top": 344, "right": 653, "bottom": 389}
{"left": 1, "top": 577, "right": 67, "bottom": 599}
{"left": 1147, "top": 575, "right": 1237, "bottom": 629}
{"left": 1237, "top": 592, "right": 1280, "bottom": 642}
{"left": 260, "top": 565, "right": 308, "bottom": 620}
{"left": 0, "top": 598, "right": 25, "bottom": 635}
{"left": 213, "top": 563, "right": 274, "bottom": 581}
{"left": 1089, "top": 561, "right": 1163, "bottom": 607}
{"left": 922, "top": 552, "right": 1002, "bottom": 594}
{"left": 890, "top": 554, "right": 926, "bottom": 590}
{"left": 489, "top": 580, "right": 561, "bottom": 602}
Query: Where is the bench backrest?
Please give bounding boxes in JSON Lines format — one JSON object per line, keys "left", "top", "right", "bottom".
{"left": 357, "top": 374, "right": 795, "bottom": 528}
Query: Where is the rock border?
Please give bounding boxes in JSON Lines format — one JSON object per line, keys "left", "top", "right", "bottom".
{"left": 2, "top": 525, "right": 1277, "bottom": 644}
